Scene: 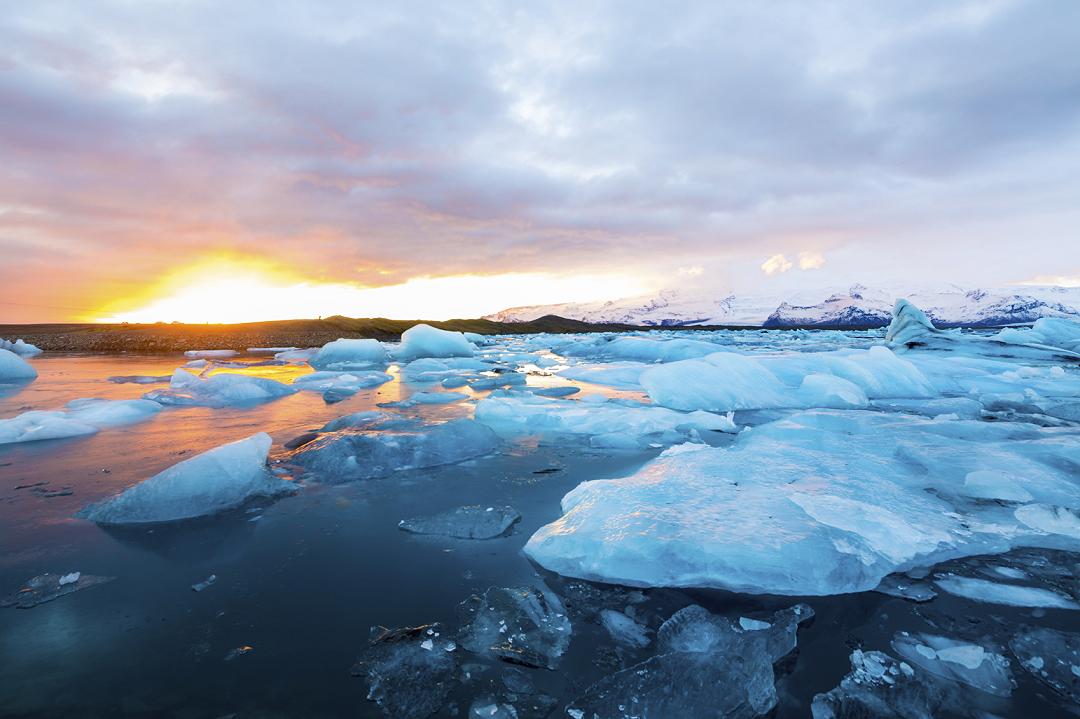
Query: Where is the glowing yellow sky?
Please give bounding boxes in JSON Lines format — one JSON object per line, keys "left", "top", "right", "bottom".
{"left": 93, "top": 257, "right": 654, "bottom": 323}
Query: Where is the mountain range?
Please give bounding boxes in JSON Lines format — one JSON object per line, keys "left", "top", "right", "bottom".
{"left": 486, "top": 284, "right": 1080, "bottom": 328}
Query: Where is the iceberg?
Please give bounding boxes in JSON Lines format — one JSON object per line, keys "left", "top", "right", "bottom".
{"left": 65, "top": 398, "right": 163, "bottom": 427}
{"left": 143, "top": 369, "right": 296, "bottom": 407}
{"left": 0, "top": 411, "right": 98, "bottom": 445}
{"left": 0, "top": 348, "right": 38, "bottom": 382}
{"left": 308, "top": 338, "right": 388, "bottom": 370}
{"left": 395, "top": 324, "right": 475, "bottom": 360}
{"left": 289, "top": 419, "right": 499, "bottom": 481}
{"left": 525, "top": 410, "right": 1080, "bottom": 595}
{"left": 0, "top": 338, "right": 43, "bottom": 357}
{"left": 996, "top": 317, "right": 1080, "bottom": 353}
{"left": 80, "top": 433, "right": 292, "bottom": 524}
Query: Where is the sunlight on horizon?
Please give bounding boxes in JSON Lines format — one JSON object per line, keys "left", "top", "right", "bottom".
{"left": 94, "top": 258, "right": 654, "bottom": 324}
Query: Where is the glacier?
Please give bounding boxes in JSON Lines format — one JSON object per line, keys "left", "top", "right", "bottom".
{"left": 80, "top": 433, "right": 291, "bottom": 524}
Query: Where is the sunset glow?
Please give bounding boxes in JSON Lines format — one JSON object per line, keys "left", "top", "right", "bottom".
{"left": 94, "top": 258, "right": 654, "bottom": 324}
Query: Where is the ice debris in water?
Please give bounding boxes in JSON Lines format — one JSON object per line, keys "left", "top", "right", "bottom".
{"left": 378, "top": 391, "right": 468, "bottom": 408}
{"left": 457, "top": 586, "right": 572, "bottom": 669}
{"left": 566, "top": 603, "right": 812, "bottom": 719}
{"left": 143, "top": 369, "right": 296, "bottom": 407}
{"left": 191, "top": 574, "right": 217, "bottom": 592}
{"left": 934, "top": 575, "right": 1079, "bottom": 609}
{"left": 395, "top": 323, "right": 476, "bottom": 360}
{"left": 599, "top": 608, "right": 650, "bottom": 648}
{"left": 873, "top": 574, "right": 937, "bottom": 602}
{"left": 289, "top": 419, "right": 499, "bottom": 482}
{"left": 1009, "top": 627, "right": 1080, "bottom": 705}
{"left": 811, "top": 649, "right": 938, "bottom": 719}
{"left": 291, "top": 370, "right": 393, "bottom": 402}
{"left": 319, "top": 410, "right": 395, "bottom": 432}
{"left": 0, "top": 348, "right": 38, "bottom": 381}
{"left": 401, "top": 357, "right": 491, "bottom": 382}
{"left": 475, "top": 390, "right": 736, "bottom": 449}
{"left": 526, "top": 409, "right": 1080, "bottom": 595}
{"left": 398, "top": 505, "right": 521, "bottom": 539}
{"left": 107, "top": 374, "right": 171, "bottom": 384}
{"left": 352, "top": 623, "right": 456, "bottom": 719}
{"left": 0, "top": 338, "right": 42, "bottom": 357}
{"left": 308, "top": 338, "right": 388, "bottom": 370}
{"left": 1, "top": 572, "right": 114, "bottom": 608}
{"left": 995, "top": 317, "right": 1080, "bottom": 354}
{"left": 80, "top": 433, "right": 293, "bottom": 524}
{"left": 891, "top": 632, "right": 1014, "bottom": 697}
{"left": 184, "top": 349, "right": 237, "bottom": 358}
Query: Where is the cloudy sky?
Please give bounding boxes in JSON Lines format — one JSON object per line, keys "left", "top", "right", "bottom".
{"left": 2, "top": 0, "right": 1079, "bottom": 322}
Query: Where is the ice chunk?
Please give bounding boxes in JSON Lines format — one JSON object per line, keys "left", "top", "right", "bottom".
{"left": 309, "top": 338, "right": 388, "bottom": 370}
{"left": 996, "top": 317, "right": 1080, "bottom": 353}
{"left": 289, "top": 419, "right": 499, "bottom": 482}
{"left": 274, "top": 347, "right": 318, "bottom": 363}
{"left": 352, "top": 623, "right": 455, "bottom": 719}
{"left": 559, "top": 361, "right": 647, "bottom": 390}
{"left": 143, "top": 369, "right": 296, "bottom": 407}
{"left": 1015, "top": 504, "right": 1080, "bottom": 539}
{"left": 531, "top": 386, "right": 580, "bottom": 398}
{"left": 935, "top": 575, "right": 1079, "bottom": 609}
{"left": 65, "top": 398, "right": 162, "bottom": 427}
{"left": 1, "top": 572, "right": 114, "bottom": 608}
{"left": 526, "top": 410, "right": 1080, "bottom": 595}
{"left": 457, "top": 586, "right": 571, "bottom": 669}
{"left": 320, "top": 411, "right": 394, "bottom": 432}
{"left": 247, "top": 346, "right": 298, "bottom": 353}
{"left": 476, "top": 391, "right": 736, "bottom": 448}
{"left": 0, "top": 410, "right": 98, "bottom": 445}
{"left": 183, "top": 349, "right": 238, "bottom": 358}
{"left": 599, "top": 609, "right": 650, "bottom": 648}
{"left": 0, "top": 348, "right": 37, "bottom": 381}
{"left": 797, "top": 373, "right": 869, "bottom": 409}
{"left": 292, "top": 370, "right": 393, "bottom": 397}
{"left": 398, "top": 506, "right": 520, "bottom": 539}
{"left": 961, "top": 470, "right": 1033, "bottom": 502}
{"left": 401, "top": 357, "right": 491, "bottom": 382}
{"left": 107, "top": 374, "right": 171, "bottom": 384}
{"left": 378, "top": 391, "right": 468, "bottom": 409}
{"left": 891, "top": 632, "right": 1014, "bottom": 696}
{"left": 0, "top": 338, "right": 43, "bottom": 357}
{"left": 873, "top": 574, "right": 937, "bottom": 602}
{"left": 811, "top": 649, "right": 942, "bottom": 719}
{"left": 80, "top": 433, "right": 293, "bottom": 524}
{"left": 396, "top": 324, "right": 475, "bottom": 360}
{"left": 1009, "top": 627, "right": 1080, "bottom": 705}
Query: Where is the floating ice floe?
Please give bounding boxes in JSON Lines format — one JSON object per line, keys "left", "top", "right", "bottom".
{"left": 996, "top": 317, "right": 1080, "bottom": 353}
{"left": 934, "top": 575, "right": 1079, "bottom": 609}
{"left": 143, "top": 369, "right": 296, "bottom": 407}
{"left": 0, "top": 398, "right": 162, "bottom": 445}
{"left": 353, "top": 623, "right": 456, "bottom": 719}
{"left": 558, "top": 361, "right": 648, "bottom": 389}
{"left": 398, "top": 505, "right": 521, "bottom": 539}
{"left": 476, "top": 390, "right": 736, "bottom": 449}
{"left": 274, "top": 347, "right": 318, "bottom": 363}
{"left": 0, "top": 338, "right": 42, "bottom": 357}
{"left": 811, "top": 649, "right": 937, "bottom": 718}
{"left": 526, "top": 410, "right": 1080, "bottom": 595}
{"left": 292, "top": 370, "right": 393, "bottom": 397}
{"left": 567, "top": 603, "right": 812, "bottom": 719}
{"left": 891, "top": 632, "right": 1014, "bottom": 697}
{"left": 1009, "top": 627, "right": 1080, "bottom": 705}
{"left": 0, "top": 348, "right": 37, "bottom": 382}
{"left": 247, "top": 346, "right": 298, "bottom": 354}
{"left": 400, "top": 357, "right": 491, "bottom": 382}
{"left": 395, "top": 324, "right": 476, "bottom": 360}
{"left": 107, "top": 374, "right": 171, "bottom": 384}
{"left": 289, "top": 419, "right": 499, "bottom": 482}
{"left": 457, "top": 586, "right": 571, "bottom": 669}
{"left": 378, "top": 391, "right": 468, "bottom": 409}
{"left": 308, "top": 338, "right": 388, "bottom": 370}
{"left": 1, "top": 572, "right": 114, "bottom": 608}
{"left": 80, "top": 433, "right": 293, "bottom": 524}
{"left": 183, "top": 349, "right": 238, "bottom": 359}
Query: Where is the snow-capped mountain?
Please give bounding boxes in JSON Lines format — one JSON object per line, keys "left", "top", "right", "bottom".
{"left": 487, "top": 284, "right": 1080, "bottom": 328}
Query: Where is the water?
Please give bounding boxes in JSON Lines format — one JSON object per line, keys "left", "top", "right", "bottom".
{"left": 1, "top": 349, "right": 1077, "bottom": 717}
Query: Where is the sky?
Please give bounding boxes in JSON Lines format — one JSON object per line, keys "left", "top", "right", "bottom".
{"left": 2, "top": 0, "right": 1079, "bottom": 323}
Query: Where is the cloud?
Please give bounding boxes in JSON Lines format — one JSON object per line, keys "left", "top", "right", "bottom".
{"left": 1, "top": 1, "right": 1080, "bottom": 320}
{"left": 761, "top": 254, "right": 793, "bottom": 276}
{"left": 678, "top": 265, "right": 704, "bottom": 276}
{"left": 797, "top": 251, "right": 826, "bottom": 270}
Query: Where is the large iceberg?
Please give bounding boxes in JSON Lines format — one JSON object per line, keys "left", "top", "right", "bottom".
{"left": 288, "top": 419, "right": 500, "bottom": 481}
{"left": 0, "top": 338, "right": 43, "bottom": 357}
{"left": 308, "top": 338, "right": 388, "bottom": 370}
{"left": 143, "top": 369, "right": 296, "bottom": 407}
{"left": 525, "top": 410, "right": 1080, "bottom": 595}
{"left": 395, "top": 324, "right": 475, "bottom": 360}
{"left": 0, "top": 348, "right": 38, "bottom": 382}
{"left": 80, "top": 433, "right": 292, "bottom": 524}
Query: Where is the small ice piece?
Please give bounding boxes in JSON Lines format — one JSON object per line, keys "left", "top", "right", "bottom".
{"left": 935, "top": 575, "right": 1080, "bottom": 609}
{"left": 0, "top": 410, "right": 98, "bottom": 445}
{"left": 873, "top": 574, "right": 938, "bottom": 602}
{"left": 1, "top": 572, "right": 114, "bottom": 608}
{"left": 398, "top": 506, "right": 521, "bottom": 539}
{"left": 143, "top": 369, "right": 296, "bottom": 407}
{"left": 532, "top": 386, "right": 580, "bottom": 398}
{"left": 224, "top": 645, "right": 253, "bottom": 661}
{"left": 599, "top": 608, "right": 650, "bottom": 648}
{"left": 292, "top": 370, "right": 393, "bottom": 398}
{"left": 1009, "top": 627, "right": 1080, "bottom": 705}
{"left": 811, "top": 649, "right": 943, "bottom": 719}
{"left": 107, "top": 375, "right": 171, "bottom": 384}
{"left": 308, "top": 338, "right": 388, "bottom": 370}
{"left": 1015, "top": 504, "right": 1080, "bottom": 540}
{"left": 319, "top": 411, "right": 393, "bottom": 432}
{"left": 289, "top": 419, "right": 500, "bottom": 482}
{"left": 247, "top": 346, "right": 298, "bottom": 353}
{"left": 0, "top": 338, "right": 43, "bottom": 357}
{"left": 80, "top": 433, "right": 293, "bottom": 524}
{"left": 396, "top": 324, "right": 476, "bottom": 360}
{"left": 378, "top": 391, "right": 468, "bottom": 409}
{"left": 191, "top": 574, "right": 217, "bottom": 592}
{"left": 354, "top": 623, "right": 456, "bottom": 719}
{"left": 184, "top": 349, "right": 238, "bottom": 358}
{"left": 739, "top": 617, "right": 772, "bottom": 631}
{"left": 457, "top": 586, "right": 572, "bottom": 669}
{"left": 892, "top": 632, "right": 1014, "bottom": 697}
{"left": 962, "top": 470, "right": 1033, "bottom": 503}
{"left": 0, "top": 348, "right": 38, "bottom": 381}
